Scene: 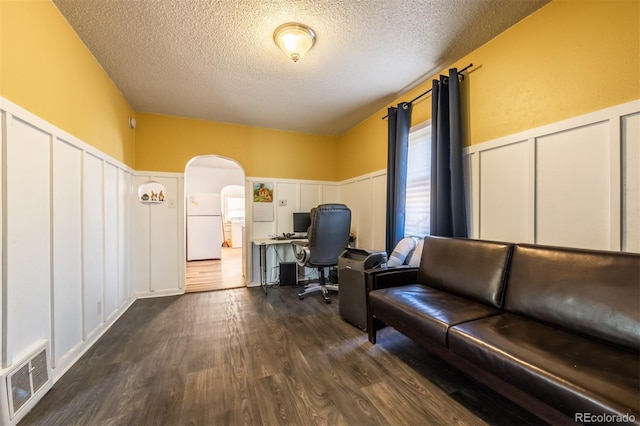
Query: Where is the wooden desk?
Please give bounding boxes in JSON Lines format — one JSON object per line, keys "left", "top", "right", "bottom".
{"left": 252, "top": 238, "right": 307, "bottom": 294}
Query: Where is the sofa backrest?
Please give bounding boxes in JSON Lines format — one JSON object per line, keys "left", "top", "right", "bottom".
{"left": 416, "top": 237, "right": 514, "bottom": 308}
{"left": 505, "top": 244, "right": 640, "bottom": 352}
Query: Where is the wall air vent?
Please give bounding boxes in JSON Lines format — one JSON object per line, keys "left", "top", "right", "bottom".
{"left": 1, "top": 341, "right": 53, "bottom": 425}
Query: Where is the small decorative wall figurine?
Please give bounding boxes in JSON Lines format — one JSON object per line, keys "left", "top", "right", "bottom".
{"left": 138, "top": 181, "right": 167, "bottom": 203}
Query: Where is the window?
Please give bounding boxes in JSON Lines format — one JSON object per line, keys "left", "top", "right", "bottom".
{"left": 225, "top": 196, "right": 245, "bottom": 221}
{"left": 404, "top": 122, "right": 431, "bottom": 237}
{"left": 221, "top": 185, "right": 245, "bottom": 222}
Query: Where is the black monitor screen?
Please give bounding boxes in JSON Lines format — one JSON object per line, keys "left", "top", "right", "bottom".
{"left": 293, "top": 212, "right": 311, "bottom": 233}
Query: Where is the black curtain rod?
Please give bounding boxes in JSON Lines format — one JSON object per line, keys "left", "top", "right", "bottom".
{"left": 381, "top": 63, "right": 473, "bottom": 120}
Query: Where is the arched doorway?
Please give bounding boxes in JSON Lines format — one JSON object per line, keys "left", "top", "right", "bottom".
{"left": 184, "top": 155, "right": 246, "bottom": 292}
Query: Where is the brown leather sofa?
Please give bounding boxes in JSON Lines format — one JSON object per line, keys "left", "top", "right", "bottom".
{"left": 366, "top": 236, "right": 640, "bottom": 425}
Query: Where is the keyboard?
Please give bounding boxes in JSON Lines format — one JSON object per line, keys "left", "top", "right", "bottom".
{"left": 273, "top": 235, "right": 307, "bottom": 240}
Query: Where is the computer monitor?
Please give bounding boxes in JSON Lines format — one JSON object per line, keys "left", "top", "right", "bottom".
{"left": 292, "top": 212, "right": 311, "bottom": 234}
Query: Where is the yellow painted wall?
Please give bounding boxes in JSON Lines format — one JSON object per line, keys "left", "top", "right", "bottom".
{"left": 135, "top": 113, "right": 339, "bottom": 179}
{"left": 3, "top": 0, "right": 638, "bottom": 181}
{"left": 0, "top": 0, "right": 135, "bottom": 166}
{"left": 337, "top": 0, "right": 640, "bottom": 181}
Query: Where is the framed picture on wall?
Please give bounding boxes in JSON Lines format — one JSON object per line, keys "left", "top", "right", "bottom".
{"left": 253, "top": 182, "right": 274, "bottom": 221}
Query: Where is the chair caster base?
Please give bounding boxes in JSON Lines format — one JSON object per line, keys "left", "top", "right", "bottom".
{"left": 324, "top": 296, "right": 331, "bottom": 304}
{"left": 298, "top": 293, "right": 305, "bottom": 300}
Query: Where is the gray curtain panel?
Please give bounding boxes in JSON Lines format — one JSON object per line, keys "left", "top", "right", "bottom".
{"left": 430, "top": 68, "right": 468, "bottom": 237}
{"left": 385, "top": 102, "right": 413, "bottom": 255}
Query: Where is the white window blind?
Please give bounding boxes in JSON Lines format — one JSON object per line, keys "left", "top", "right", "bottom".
{"left": 404, "top": 122, "right": 431, "bottom": 237}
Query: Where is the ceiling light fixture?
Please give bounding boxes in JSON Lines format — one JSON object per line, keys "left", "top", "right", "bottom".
{"left": 273, "top": 23, "right": 316, "bottom": 63}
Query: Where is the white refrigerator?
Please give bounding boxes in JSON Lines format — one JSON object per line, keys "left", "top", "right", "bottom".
{"left": 187, "top": 193, "right": 222, "bottom": 260}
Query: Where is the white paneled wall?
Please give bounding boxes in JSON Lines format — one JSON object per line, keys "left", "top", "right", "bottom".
{"left": 244, "top": 173, "right": 388, "bottom": 285}
{"left": 133, "top": 173, "right": 184, "bottom": 297}
{"left": 300, "top": 183, "right": 322, "bottom": 211}
{"left": 246, "top": 178, "right": 342, "bottom": 241}
{"left": 622, "top": 113, "right": 640, "bottom": 253}
{"left": 356, "top": 179, "right": 374, "bottom": 248}
{"left": 371, "top": 174, "right": 387, "bottom": 249}
{"left": 465, "top": 100, "right": 640, "bottom": 252}
{"left": 5, "top": 117, "right": 51, "bottom": 367}
{"left": 246, "top": 177, "right": 345, "bottom": 285}
{"left": 322, "top": 185, "right": 341, "bottom": 204}
{"left": 118, "top": 168, "right": 131, "bottom": 308}
{"left": 537, "top": 122, "right": 613, "bottom": 249}
{"left": 83, "top": 153, "right": 105, "bottom": 337}
{"left": 275, "top": 182, "right": 298, "bottom": 235}
{"left": 51, "top": 139, "right": 83, "bottom": 367}
{"left": 478, "top": 141, "right": 534, "bottom": 243}
{"left": 103, "top": 163, "right": 119, "bottom": 320}
{"left": 0, "top": 98, "right": 136, "bottom": 381}
{"left": 339, "top": 170, "right": 387, "bottom": 251}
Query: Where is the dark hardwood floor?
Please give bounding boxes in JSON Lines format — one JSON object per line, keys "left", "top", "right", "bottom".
{"left": 20, "top": 286, "right": 545, "bottom": 425}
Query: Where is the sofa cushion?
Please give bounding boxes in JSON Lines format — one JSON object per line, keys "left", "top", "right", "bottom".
{"left": 449, "top": 314, "right": 640, "bottom": 419}
{"left": 417, "top": 237, "right": 513, "bottom": 308}
{"left": 369, "top": 284, "right": 501, "bottom": 347}
{"left": 506, "top": 244, "right": 640, "bottom": 352}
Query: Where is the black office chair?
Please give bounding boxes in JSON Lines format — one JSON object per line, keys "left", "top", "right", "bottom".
{"left": 291, "top": 203, "right": 351, "bottom": 303}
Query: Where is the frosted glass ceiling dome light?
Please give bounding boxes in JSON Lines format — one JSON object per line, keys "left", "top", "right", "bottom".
{"left": 273, "top": 23, "right": 316, "bottom": 63}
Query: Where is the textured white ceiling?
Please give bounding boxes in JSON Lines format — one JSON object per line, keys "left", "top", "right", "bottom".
{"left": 52, "top": 0, "right": 549, "bottom": 136}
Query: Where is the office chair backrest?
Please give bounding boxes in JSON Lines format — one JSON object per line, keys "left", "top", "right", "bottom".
{"left": 307, "top": 204, "right": 351, "bottom": 266}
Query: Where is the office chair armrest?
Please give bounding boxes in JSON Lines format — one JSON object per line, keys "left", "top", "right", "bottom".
{"left": 291, "top": 240, "right": 310, "bottom": 266}
{"left": 365, "top": 265, "right": 419, "bottom": 292}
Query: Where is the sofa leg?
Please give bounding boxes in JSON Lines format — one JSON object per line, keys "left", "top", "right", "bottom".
{"left": 368, "top": 315, "right": 376, "bottom": 344}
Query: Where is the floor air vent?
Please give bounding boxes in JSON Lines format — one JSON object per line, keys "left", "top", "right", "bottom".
{"left": 2, "top": 341, "right": 53, "bottom": 425}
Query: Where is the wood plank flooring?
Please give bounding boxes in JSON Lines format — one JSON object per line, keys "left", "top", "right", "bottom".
{"left": 20, "top": 286, "right": 545, "bottom": 426}
{"left": 186, "top": 247, "right": 244, "bottom": 292}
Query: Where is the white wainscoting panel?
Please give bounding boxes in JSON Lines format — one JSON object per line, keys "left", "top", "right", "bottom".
{"left": 464, "top": 154, "right": 478, "bottom": 238}
{"left": 356, "top": 178, "right": 374, "bottom": 249}
{"left": 2, "top": 97, "right": 136, "bottom": 383}
{"left": 339, "top": 171, "right": 386, "bottom": 252}
{"left": 83, "top": 152, "right": 105, "bottom": 337}
{"left": 51, "top": 138, "right": 83, "bottom": 369}
{"left": 623, "top": 112, "right": 640, "bottom": 253}
{"left": 536, "top": 122, "right": 612, "bottom": 250}
{"left": 118, "top": 168, "right": 131, "bottom": 307}
{"left": 340, "top": 181, "right": 358, "bottom": 235}
{"left": 5, "top": 117, "right": 51, "bottom": 365}
{"left": 371, "top": 174, "right": 387, "bottom": 250}
{"left": 133, "top": 173, "right": 184, "bottom": 297}
{"left": 133, "top": 175, "right": 152, "bottom": 294}
{"left": 322, "top": 185, "right": 341, "bottom": 203}
{"left": 479, "top": 140, "right": 534, "bottom": 243}
{"left": 275, "top": 182, "right": 297, "bottom": 235}
{"left": 103, "top": 163, "right": 119, "bottom": 320}
{"left": 465, "top": 100, "right": 639, "bottom": 253}
{"left": 149, "top": 177, "right": 181, "bottom": 293}
{"left": 300, "top": 183, "right": 321, "bottom": 211}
